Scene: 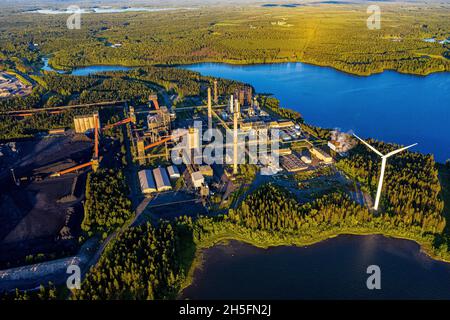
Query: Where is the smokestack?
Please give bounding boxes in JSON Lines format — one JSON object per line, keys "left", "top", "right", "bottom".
{"left": 93, "top": 113, "right": 99, "bottom": 160}
{"left": 234, "top": 99, "right": 240, "bottom": 119}
{"left": 207, "top": 87, "right": 212, "bottom": 130}
{"left": 229, "top": 95, "right": 234, "bottom": 113}
{"left": 233, "top": 111, "right": 238, "bottom": 175}
{"left": 213, "top": 80, "right": 218, "bottom": 104}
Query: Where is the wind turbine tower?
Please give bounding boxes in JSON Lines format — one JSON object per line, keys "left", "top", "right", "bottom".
{"left": 353, "top": 134, "right": 417, "bottom": 211}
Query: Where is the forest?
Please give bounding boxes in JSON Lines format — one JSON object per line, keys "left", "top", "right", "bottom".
{"left": 227, "top": 184, "right": 371, "bottom": 231}
{"left": 1, "top": 4, "right": 448, "bottom": 76}
{"left": 337, "top": 140, "right": 445, "bottom": 234}
{"left": 72, "top": 219, "right": 194, "bottom": 300}
{"left": 301, "top": 123, "right": 332, "bottom": 140}
{"left": 0, "top": 66, "right": 247, "bottom": 139}
{"left": 82, "top": 169, "right": 132, "bottom": 238}
{"left": 258, "top": 96, "right": 302, "bottom": 121}
{"left": 194, "top": 180, "right": 449, "bottom": 260}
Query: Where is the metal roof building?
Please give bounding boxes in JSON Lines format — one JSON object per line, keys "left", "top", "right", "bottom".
{"left": 281, "top": 154, "right": 308, "bottom": 172}
{"left": 167, "top": 165, "right": 180, "bottom": 179}
{"left": 301, "top": 155, "right": 312, "bottom": 164}
{"left": 310, "top": 147, "right": 333, "bottom": 164}
{"left": 138, "top": 170, "right": 157, "bottom": 194}
{"left": 153, "top": 167, "right": 172, "bottom": 192}
{"left": 191, "top": 171, "right": 205, "bottom": 188}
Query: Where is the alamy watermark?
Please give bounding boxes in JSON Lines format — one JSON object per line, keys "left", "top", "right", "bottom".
{"left": 66, "top": 5, "right": 82, "bottom": 30}
{"left": 66, "top": 264, "right": 81, "bottom": 290}
{"left": 367, "top": 5, "right": 381, "bottom": 30}
{"left": 366, "top": 265, "right": 381, "bottom": 290}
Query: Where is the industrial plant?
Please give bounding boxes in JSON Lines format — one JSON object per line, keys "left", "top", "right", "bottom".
{"left": 0, "top": 80, "right": 347, "bottom": 278}
{"left": 0, "top": 81, "right": 343, "bottom": 217}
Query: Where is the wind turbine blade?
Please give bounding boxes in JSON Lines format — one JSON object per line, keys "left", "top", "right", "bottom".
{"left": 352, "top": 133, "right": 383, "bottom": 157}
{"left": 384, "top": 143, "right": 418, "bottom": 158}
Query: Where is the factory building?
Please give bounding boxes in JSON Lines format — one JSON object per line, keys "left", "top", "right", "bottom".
{"left": 274, "top": 148, "right": 292, "bottom": 156}
{"left": 310, "top": 147, "right": 333, "bottom": 164}
{"left": 281, "top": 154, "right": 309, "bottom": 172}
{"left": 138, "top": 170, "right": 157, "bottom": 194}
{"left": 191, "top": 171, "right": 205, "bottom": 188}
{"left": 269, "top": 120, "right": 295, "bottom": 129}
{"left": 240, "top": 121, "right": 268, "bottom": 131}
{"left": 301, "top": 155, "right": 312, "bottom": 164}
{"left": 235, "top": 87, "right": 253, "bottom": 106}
{"left": 146, "top": 106, "right": 171, "bottom": 143}
{"left": 74, "top": 113, "right": 100, "bottom": 134}
{"left": 153, "top": 167, "right": 172, "bottom": 192}
{"left": 167, "top": 165, "right": 180, "bottom": 180}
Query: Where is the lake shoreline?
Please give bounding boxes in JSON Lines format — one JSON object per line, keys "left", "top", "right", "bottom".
{"left": 178, "top": 229, "right": 450, "bottom": 299}
{"left": 176, "top": 59, "right": 450, "bottom": 78}
{"left": 41, "top": 55, "right": 450, "bottom": 78}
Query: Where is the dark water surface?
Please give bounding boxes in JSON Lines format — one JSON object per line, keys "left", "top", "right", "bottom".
{"left": 180, "top": 235, "right": 450, "bottom": 299}
{"left": 182, "top": 63, "right": 450, "bottom": 162}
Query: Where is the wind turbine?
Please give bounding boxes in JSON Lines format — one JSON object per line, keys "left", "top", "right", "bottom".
{"left": 352, "top": 134, "right": 417, "bottom": 211}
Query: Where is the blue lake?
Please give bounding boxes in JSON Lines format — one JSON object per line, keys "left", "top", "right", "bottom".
{"left": 182, "top": 63, "right": 450, "bottom": 162}
{"left": 70, "top": 65, "right": 132, "bottom": 76}
{"left": 41, "top": 58, "right": 131, "bottom": 76}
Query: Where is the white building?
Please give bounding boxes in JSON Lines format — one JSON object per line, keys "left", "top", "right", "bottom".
{"left": 310, "top": 147, "right": 333, "bottom": 164}
{"left": 153, "top": 167, "right": 172, "bottom": 192}
{"left": 191, "top": 171, "right": 205, "bottom": 188}
{"left": 138, "top": 170, "right": 157, "bottom": 194}
{"left": 167, "top": 165, "right": 180, "bottom": 179}
{"left": 301, "top": 155, "right": 312, "bottom": 164}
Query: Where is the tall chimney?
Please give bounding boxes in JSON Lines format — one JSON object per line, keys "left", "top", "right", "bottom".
{"left": 213, "top": 80, "right": 218, "bottom": 104}
{"left": 207, "top": 87, "right": 212, "bottom": 130}
{"left": 233, "top": 111, "right": 238, "bottom": 175}
{"left": 234, "top": 99, "right": 240, "bottom": 119}
{"left": 229, "top": 95, "right": 234, "bottom": 113}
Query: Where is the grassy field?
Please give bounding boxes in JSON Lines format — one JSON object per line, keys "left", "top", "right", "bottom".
{"left": 0, "top": 3, "right": 449, "bottom": 76}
